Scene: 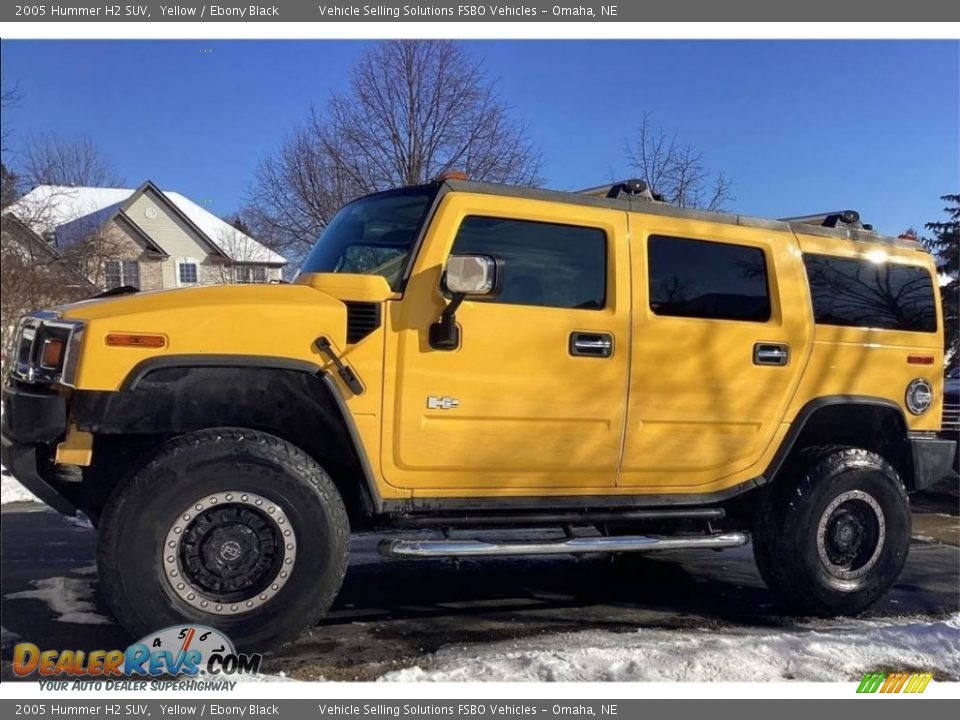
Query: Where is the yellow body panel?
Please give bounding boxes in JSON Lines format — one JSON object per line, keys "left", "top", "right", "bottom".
{"left": 381, "top": 193, "right": 631, "bottom": 491}
{"left": 61, "top": 284, "right": 348, "bottom": 391}
{"left": 787, "top": 233, "right": 944, "bottom": 433}
{"left": 620, "top": 214, "right": 812, "bottom": 493}
{"left": 53, "top": 189, "right": 945, "bottom": 503}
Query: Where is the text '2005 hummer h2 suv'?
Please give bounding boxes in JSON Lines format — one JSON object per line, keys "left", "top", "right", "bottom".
{"left": 2, "top": 177, "right": 956, "bottom": 650}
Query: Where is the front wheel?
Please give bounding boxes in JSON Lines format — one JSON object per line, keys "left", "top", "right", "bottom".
{"left": 753, "top": 446, "right": 910, "bottom": 615}
{"left": 97, "top": 428, "right": 350, "bottom": 652}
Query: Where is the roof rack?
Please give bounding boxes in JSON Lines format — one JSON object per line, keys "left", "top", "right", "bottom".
{"left": 781, "top": 210, "right": 874, "bottom": 232}
{"left": 577, "top": 179, "right": 665, "bottom": 202}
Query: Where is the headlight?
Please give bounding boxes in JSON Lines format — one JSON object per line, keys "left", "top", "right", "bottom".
{"left": 905, "top": 378, "right": 934, "bottom": 415}
{"left": 9, "top": 314, "right": 85, "bottom": 387}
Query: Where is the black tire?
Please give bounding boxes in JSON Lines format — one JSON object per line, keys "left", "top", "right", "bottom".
{"left": 753, "top": 446, "right": 910, "bottom": 616}
{"left": 97, "top": 428, "right": 350, "bottom": 652}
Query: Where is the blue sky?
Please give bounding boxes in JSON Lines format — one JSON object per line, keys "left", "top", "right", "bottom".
{"left": 1, "top": 40, "right": 957, "bottom": 237}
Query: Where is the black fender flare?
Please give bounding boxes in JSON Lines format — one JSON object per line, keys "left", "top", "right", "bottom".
{"left": 762, "top": 395, "right": 910, "bottom": 484}
{"left": 82, "top": 354, "right": 384, "bottom": 513}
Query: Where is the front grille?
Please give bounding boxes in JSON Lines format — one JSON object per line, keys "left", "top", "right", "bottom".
{"left": 943, "top": 403, "right": 960, "bottom": 433}
{"left": 345, "top": 302, "right": 381, "bottom": 344}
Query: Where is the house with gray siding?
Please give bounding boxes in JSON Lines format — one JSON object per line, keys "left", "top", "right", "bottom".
{"left": 4, "top": 181, "right": 286, "bottom": 291}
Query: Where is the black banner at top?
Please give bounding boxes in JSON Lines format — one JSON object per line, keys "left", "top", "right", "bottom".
{"left": 3, "top": 1, "right": 960, "bottom": 23}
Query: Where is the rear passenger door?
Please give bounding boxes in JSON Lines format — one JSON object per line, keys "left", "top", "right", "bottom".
{"left": 619, "top": 218, "right": 811, "bottom": 492}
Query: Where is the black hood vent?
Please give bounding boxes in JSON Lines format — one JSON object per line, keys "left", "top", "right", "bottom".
{"left": 345, "top": 302, "right": 381, "bottom": 344}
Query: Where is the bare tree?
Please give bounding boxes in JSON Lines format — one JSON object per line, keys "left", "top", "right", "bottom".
{"left": 19, "top": 132, "right": 122, "bottom": 189}
{"left": 328, "top": 41, "right": 541, "bottom": 188}
{"left": 0, "top": 216, "right": 94, "bottom": 367}
{"left": 244, "top": 120, "right": 360, "bottom": 259}
{"left": 1, "top": 77, "right": 22, "bottom": 155}
{"left": 1, "top": 134, "right": 125, "bottom": 350}
{"left": 1, "top": 78, "right": 22, "bottom": 208}
{"left": 246, "top": 40, "right": 542, "bottom": 261}
{"left": 625, "top": 113, "right": 733, "bottom": 211}
{"left": 6, "top": 134, "right": 123, "bottom": 243}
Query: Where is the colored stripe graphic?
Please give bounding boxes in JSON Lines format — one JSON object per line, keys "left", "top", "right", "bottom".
{"left": 857, "top": 673, "right": 886, "bottom": 693}
{"left": 857, "top": 672, "right": 932, "bottom": 694}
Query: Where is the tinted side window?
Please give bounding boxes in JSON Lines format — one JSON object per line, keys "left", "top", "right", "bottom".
{"left": 803, "top": 254, "right": 937, "bottom": 332}
{"left": 450, "top": 216, "right": 606, "bottom": 310}
{"left": 648, "top": 236, "right": 771, "bottom": 322}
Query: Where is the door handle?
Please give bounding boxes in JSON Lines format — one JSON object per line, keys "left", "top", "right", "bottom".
{"left": 753, "top": 342, "right": 789, "bottom": 366}
{"left": 570, "top": 332, "right": 614, "bottom": 358}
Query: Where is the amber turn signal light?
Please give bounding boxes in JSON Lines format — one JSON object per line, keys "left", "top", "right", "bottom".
{"left": 105, "top": 333, "right": 167, "bottom": 348}
{"left": 435, "top": 170, "right": 468, "bottom": 182}
{"left": 40, "top": 338, "right": 65, "bottom": 369}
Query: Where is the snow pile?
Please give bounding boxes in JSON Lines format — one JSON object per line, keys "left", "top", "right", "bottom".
{"left": 6, "top": 576, "right": 111, "bottom": 625}
{"left": 62, "top": 512, "right": 95, "bottom": 529}
{"left": 381, "top": 614, "right": 960, "bottom": 682}
{"left": 1, "top": 473, "right": 41, "bottom": 505}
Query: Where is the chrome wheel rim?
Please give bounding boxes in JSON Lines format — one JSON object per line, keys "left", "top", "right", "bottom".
{"left": 816, "top": 490, "right": 885, "bottom": 580}
{"left": 162, "top": 491, "right": 297, "bottom": 616}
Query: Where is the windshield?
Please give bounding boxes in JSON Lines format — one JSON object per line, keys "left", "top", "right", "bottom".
{"left": 949, "top": 366, "right": 959, "bottom": 380}
{"left": 299, "top": 186, "right": 437, "bottom": 288}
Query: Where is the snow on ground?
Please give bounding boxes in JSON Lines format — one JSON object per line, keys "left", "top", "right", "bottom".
{"left": 228, "top": 671, "right": 293, "bottom": 683}
{"left": 1, "top": 473, "right": 40, "bottom": 505}
{"left": 5, "top": 576, "right": 111, "bottom": 625}
{"left": 381, "top": 613, "right": 960, "bottom": 682}
{"left": 62, "top": 512, "right": 94, "bottom": 529}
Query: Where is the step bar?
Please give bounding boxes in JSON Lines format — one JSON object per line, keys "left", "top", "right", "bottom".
{"left": 378, "top": 532, "right": 749, "bottom": 559}
{"left": 394, "top": 507, "right": 725, "bottom": 528}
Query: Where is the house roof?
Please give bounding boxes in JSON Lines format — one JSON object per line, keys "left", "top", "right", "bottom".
{"left": 5, "top": 183, "right": 287, "bottom": 265}
{"left": 0, "top": 214, "right": 98, "bottom": 289}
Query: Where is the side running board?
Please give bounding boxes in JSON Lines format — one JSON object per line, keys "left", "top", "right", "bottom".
{"left": 378, "top": 532, "right": 748, "bottom": 558}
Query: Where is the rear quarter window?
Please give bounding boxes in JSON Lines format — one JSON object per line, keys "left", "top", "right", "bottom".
{"left": 802, "top": 253, "right": 937, "bottom": 332}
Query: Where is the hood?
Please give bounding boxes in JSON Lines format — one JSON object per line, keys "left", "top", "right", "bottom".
{"left": 59, "top": 283, "right": 341, "bottom": 322}
{"left": 56, "top": 283, "right": 350, "bottom": 392}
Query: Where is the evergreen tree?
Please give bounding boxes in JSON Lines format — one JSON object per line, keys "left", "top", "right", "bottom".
{"left": 922, "top": 194, "right": 959, "bottom": 372}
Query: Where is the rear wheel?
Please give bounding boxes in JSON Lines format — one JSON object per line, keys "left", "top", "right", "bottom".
{"left": 753, "top": 446, "right": 910, "bottom": 615}
{"left": 97, "top": 428, "right": 349, "bottom": 652}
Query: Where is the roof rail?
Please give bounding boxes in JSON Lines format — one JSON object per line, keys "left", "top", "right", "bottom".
{"left": 781, "top": 210, "right": 873, "bottom": 231}
{"left": 577, "top": 179, "right": 664, "bottom": 202}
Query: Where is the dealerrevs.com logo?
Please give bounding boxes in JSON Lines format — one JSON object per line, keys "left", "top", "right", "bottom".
{"left": 13, "top": 625, "right": 262, "bottom": 690}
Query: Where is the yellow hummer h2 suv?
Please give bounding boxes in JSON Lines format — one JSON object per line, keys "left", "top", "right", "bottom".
{"left": 2, "top": 177, "right": 955, "bottom": 650}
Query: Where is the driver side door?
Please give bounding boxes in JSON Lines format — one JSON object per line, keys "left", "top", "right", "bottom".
{"left": 381, "top": 192, "right": 631, "bottom": 495}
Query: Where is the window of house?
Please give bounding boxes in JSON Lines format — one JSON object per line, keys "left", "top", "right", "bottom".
{"left": 235, "top": 265, "right": 269, "bottom": 284}
{"left": 178, "top": 260, "right": 199, "bottom": 285}
{"left": 449, "top": 216, "right": 607, "bottom": 310}
{"left": 104, "top": 260, "right": 140, "bottom": 290}
{"left": 648, "top": 236, "right": 771, "bottom": 322}
{"left": 803, "top": 253, "right": 936, "bottom": 332}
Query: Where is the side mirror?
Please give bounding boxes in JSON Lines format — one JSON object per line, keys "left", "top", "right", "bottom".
{"left": 444, "top": 255, "right": 499, "bottom": 296}
{"left": 430, "top": 255, "right": 500, "bottom": 350}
